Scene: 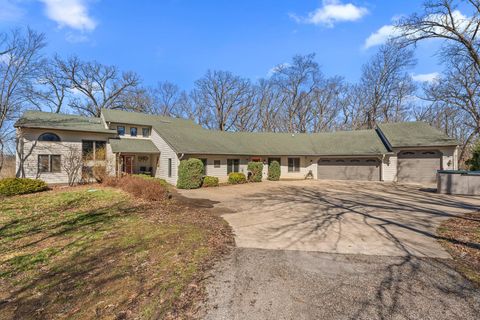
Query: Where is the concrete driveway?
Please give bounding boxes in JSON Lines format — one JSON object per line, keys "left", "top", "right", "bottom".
{"left": 179, "top": 180, "right": 480, "bottom": 319}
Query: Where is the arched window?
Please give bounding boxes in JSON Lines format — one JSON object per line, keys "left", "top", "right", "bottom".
{"left": 38, "top": 132, "right": 61, "bottom": 142}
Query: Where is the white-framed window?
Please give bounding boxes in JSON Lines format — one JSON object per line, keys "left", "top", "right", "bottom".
{"left": 142, "top": 128, "right": 150, "bottom": 137}
{"left": 130, "top": 127, "right": 138, "bottom": 136}
{"left": 38, "top": 154, "right": 61, "bottom": 173}
{"left": 288, "top": 158, "right": 300, "bottom": 172}
{"left": 214, "top": 160, "right": 221, "bottom": 168}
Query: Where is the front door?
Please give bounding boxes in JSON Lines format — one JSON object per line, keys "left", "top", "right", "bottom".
{"left": 122, "top": 155, "right": 134, "bottom": 174}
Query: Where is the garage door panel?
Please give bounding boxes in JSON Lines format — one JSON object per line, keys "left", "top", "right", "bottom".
{"left": 317, "top": 158, "right": 380, "bottom": 181}
{"left": 397, "top": 150, "right": 441, "bottom": 185}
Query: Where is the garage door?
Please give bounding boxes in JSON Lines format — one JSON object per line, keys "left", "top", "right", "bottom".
{"left": 397, "top": 150, "right": 441, "bottom": 185}
{"left": 317, "top": 158, "right": 380, "bottom": 181}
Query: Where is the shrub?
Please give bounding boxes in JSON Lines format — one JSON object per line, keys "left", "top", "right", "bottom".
{"left": 132, "top": 174, "right": 170, "bottom": 188}
{"left": 268, "top": 160, "right": 281, "bottom": 181}
{"left": 228, "top": 172, "right": 247, "bottom": 184}
{"left": 0, "top": 178, "right": 48, "bottom": 196}
{"left": 92, "top": 164, "right": 107, "bottom": 183}
{"left": 466, "top": 141, "right": 480, "bottom": 171}
{"left": 202, "top": 176, "right": 219, "bottom": 187}
{"left": 247, "top": 162, "right": 263, "bottom": 182}
{"left": 103, "top": 175, "right": 167, "bottom": 201}
{"left": 177, "top": 158, "right": 204, "bottom": 189}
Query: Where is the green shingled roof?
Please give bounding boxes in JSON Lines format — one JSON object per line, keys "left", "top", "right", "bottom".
{"left": 15, "top": 110, "right": 116, "bottom": 134}
{"left": 102, "top": 109, "right": 390, "bottom": 156}
{"left": 110, "top": 138, "right": 159, "bottom": 153}
{"left": 377, "top": 122, "right": 458, "bottom": 148}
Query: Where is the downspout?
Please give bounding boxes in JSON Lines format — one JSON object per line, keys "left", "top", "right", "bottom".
{"left": 380, "top": 154, "right": 385, "bottom": 181}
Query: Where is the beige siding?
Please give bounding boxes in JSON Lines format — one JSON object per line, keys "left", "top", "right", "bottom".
{"left": 381, "top": 155, "right": 397, "bottom": 182}
{"left": 439, "top": 147, "right": 458, "bottom": 170}
{"left": 16, "top": 128, "right": 113, "bottom": 184}
{"left": 184, "top": 155, "right": 312, "bottom": 181}
{"left": 150, "top": 130, "right": 179, "bottom": 185}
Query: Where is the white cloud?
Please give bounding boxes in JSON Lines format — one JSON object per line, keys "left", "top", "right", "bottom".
{"left": 363, "top": 24, "right": 400, "bottom": 49}
{"left": 292, "top": 0, "right": 368, "bottom": 27}
{"left": 412, "top": 72, "right": 440, "bottom": 83}
{"left": 40, "top": 0, "right": 96, "bottom": 32}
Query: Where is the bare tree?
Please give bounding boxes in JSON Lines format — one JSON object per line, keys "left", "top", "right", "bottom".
{"left": 62, "top": 145, "right": 83, "bottom": 186}
{"left": 148, "top": 81, "right": 188, "bottom": 116}
{"left": 15, "top": 128, "right": 37, "bottom": 178}
{"left": 192, "top": 70, "right": 253, "bottom": 131}
{"left": 55, "top": 55, "right": 140, "bottom": 116}
{"left": 0, "top": 28, "right": 45, "bottom": 173}
{"left": 270, "top": 54, "right": 321, "bottom": 133}
{"left": 397, "top": 0, "right": 480, "bottom": 76}
{"left": 356, "top": 42, "right": 416, "bottom": 128}
{"left": 25, "top": 57, "right": 69, "bottom": 113}
{"left": 254, "top": 79, "right": 282, "bottom": 132}
{"left": 310, "top": 76, "right": 346, "bottom": 132}
{"left": 119, "top": 86, "right": 153, "bottom": 113}
{"left": 397, "top": 0, "right": 480, "bottom": 166}
{"left": 422, "top": 56, "right": 480, "bottom": 162}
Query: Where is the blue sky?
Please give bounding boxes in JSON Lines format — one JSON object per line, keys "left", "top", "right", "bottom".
{"left": 0, "top": 1, "right": 449, "bottom": 89}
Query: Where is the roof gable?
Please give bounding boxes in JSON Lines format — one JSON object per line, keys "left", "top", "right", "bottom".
{"left": 15, "top": 111, "right": 116, "bottom": 134}
{"left": 377, "top": 122, "right": 458, "bottom": 148}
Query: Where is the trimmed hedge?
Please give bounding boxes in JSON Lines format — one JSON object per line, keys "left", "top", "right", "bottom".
{"left": 0, "top": 178, "right": 48, "bottom": 196}
{"left": 177, "top": 158, "right": 204, "bottom": 189}
{"left": 268, "top": 160, "right": 281, "bottom": 181}
{"left": 228, "top": 172, "right": 247, "bottom": 184}
{"left": 247, "top": 162, "right": 263, "bottom": 182}
{"left": 202, "top": 176, "right": 219, "bottom": 187}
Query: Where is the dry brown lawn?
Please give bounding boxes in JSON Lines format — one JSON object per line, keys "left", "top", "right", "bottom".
{"left": 438, "top": 211, "right": 480, "bottom": 285}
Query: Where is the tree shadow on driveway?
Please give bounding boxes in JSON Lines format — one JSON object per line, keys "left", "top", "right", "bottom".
{"left": 202, "top": 182, "right": 480, "bottom": 319}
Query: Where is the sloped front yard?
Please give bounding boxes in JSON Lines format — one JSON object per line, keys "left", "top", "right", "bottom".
{"left": 0, "top": 186, "right": 233, "bottom": 319}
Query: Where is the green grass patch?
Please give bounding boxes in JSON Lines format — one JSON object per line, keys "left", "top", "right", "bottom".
{"left": 0, "top": 186, "right": 232, "bottom": 319}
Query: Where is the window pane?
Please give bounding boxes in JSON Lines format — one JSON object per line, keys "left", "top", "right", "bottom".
{"left": 51, "top": 155, "right": 61, "bottom": 172}
{"left": 288, "top": 158, "right": 300, "bottom": 172}
{"left": 38, "top": 155, "right": 49, "bottom": 173}
{"left": 234, "top": 159, "right": 239, "bottom": 172}
{"left": 214, "top": 160, "right": 221, "bottom": 168}
{"left": 82, "top": 141, "right": 94, "bottom": 160}
{"left": 168, "top": 158, "right": 172, "bottom": 177}
{"left": 95, "top": 141, "right": 106, "bottom": 160}
{"left": 130, "top": 127, "right": 137, "bottom": 136}
{"left": 142, "top": 128, "right": 150, "bottom": 137}
{"left": 117, "top": 126, "right": 125, "bottom": 136}
{"left": 38, "top": 133, "right": 61, "bottom": 141}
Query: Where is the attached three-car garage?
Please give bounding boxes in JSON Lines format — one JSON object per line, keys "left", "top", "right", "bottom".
{"left": 317, "top": 158, "right": 381, "bottom": 181}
